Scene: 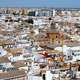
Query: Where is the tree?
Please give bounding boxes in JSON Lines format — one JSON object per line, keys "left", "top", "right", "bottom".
{"left": 48, "top": 17, "right": 52, "bottom": 21}
{"left": 27, "top": 18, "right": 33, "bottom": 24}
{"left": 50, "top": 22, "right": 56, "bottom": 29}
{"left": 27, "top": 11, "right": 35, "bottom": 16}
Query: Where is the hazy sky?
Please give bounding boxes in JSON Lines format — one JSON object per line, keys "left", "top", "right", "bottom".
{"left": 0, "top": 0, "right": 79, "bottom": 8}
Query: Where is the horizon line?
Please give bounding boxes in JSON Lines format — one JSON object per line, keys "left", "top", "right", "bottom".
{"left": 0, "top": 6, "right": 80, "bottom": 9}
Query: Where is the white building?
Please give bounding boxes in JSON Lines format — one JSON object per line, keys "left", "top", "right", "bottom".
{"left": 0, "top": 48, "right": 7, "bottom": 57}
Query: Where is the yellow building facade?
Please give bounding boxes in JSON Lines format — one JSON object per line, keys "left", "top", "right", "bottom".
{"left": 47, "top": 32, "right": 64, "bottom": 46}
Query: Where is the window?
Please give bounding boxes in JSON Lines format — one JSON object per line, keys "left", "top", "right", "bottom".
{"left": 56, "top": 36, "right": 58, "bottom": 38}
{"left": 52, "top": 38, "right": 54, "bottom": 43}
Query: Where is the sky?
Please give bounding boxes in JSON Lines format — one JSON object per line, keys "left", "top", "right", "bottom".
{"left": 0, "top": 0, "right": 79, "bottom": 8}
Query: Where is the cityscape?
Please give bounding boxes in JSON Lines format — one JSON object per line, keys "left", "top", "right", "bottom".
{"left": 0, "top": 2, "right": 80, "bottom": 80}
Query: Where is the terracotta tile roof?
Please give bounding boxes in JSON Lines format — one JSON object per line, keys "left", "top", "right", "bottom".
{"left": 6, "top": 48, "right": 23, "bottom": 56}
{"left": 46, "top": 49, "right": 63, "bottom": 54}
{"left": 0, "top": 70, "right": 26, "bottom": 79}
{"left": 0, "top": 57, "right": 10, "bottom": 63}
{"left": 12, "top": 61, "right": 26, "bottom": 68}
{"left": 0, "top": 40, "right": 15, "bottom": 45}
